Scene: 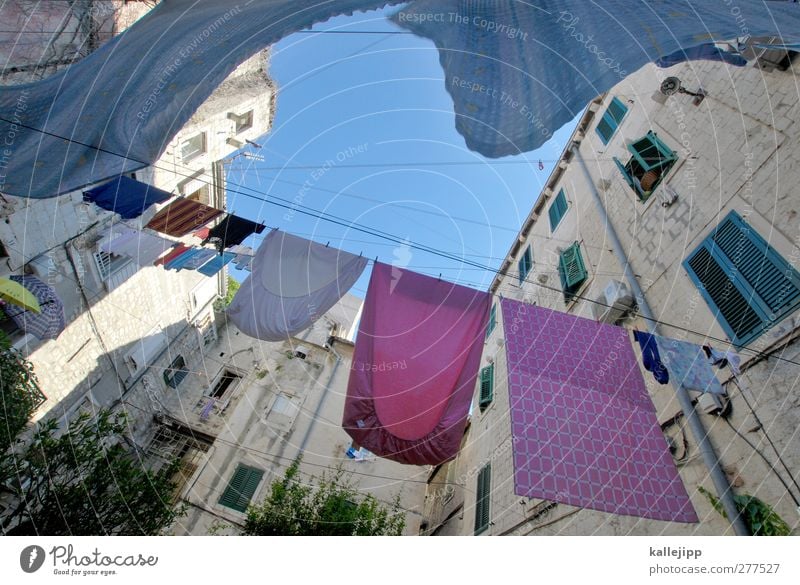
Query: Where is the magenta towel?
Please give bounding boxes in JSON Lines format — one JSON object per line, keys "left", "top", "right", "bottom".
{"left": 343, "top": 263, "right": 491, "bottom": 465}
{"left": 501, "top": 298, "right": 697, "bottom": 523}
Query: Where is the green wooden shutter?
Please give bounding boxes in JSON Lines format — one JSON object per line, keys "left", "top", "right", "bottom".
{"left": 219, "top": 464, "right": 264, "bottom": 512}
{"left": 474, "top": 464, "right": 491, "bottom": 534}
{"left": 628, "top": 131, "right": 676, "bottom": 171}
{"left": 479, "top": 364, "right": 494, "bottom": 410}
{"left": 595, "top": 116, "right": 614, "bottom": 144}
{"left": 684, "top": 211, "right": 800, "bottom": 345}
{"left": 559, "top": 243, "right": 587, "bottom": 288}
{"left": 548, "top": 189, "right": 568, "bottom": 231}
{"left": 607, "top": 97, "right": 628, "bottom": 124}
{"left": 595, "top": 97, "right": 627, "bottom": 145}
{"left": 518, "top": 246, "right": 533, "bottom": 282}
{"left": 485, "top": 303, "right": 497, "bottom": 338}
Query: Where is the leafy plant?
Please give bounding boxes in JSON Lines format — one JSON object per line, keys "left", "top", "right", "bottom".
{"left": 1, "top": 410, "right": 186, "bottom": 535}
{"left": 698, "top": 486, "right": 790, "bottom": 536}
{"left": 243, "top": 459, "right": 405, "bottom": 536}
{"left": 213, "top": 276, "right": 240, "bottom": 312}
{"left": 0, "top": 338, "right": 45, "bottom": 455}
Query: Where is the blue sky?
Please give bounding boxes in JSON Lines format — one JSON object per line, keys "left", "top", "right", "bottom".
{"left": 225, "top": 6, "right": 579, "bottom": 296}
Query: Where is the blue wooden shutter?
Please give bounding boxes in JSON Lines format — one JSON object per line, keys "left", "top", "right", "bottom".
{"left": 518, "top": 246, "right": 533, "bottom": 282}
{"left": 479, "top": 364, "right": 494, "bottom": 410}
{"left": 474, "top": 464, "right": 491, "bottom": 534}
{"left": 219, "top": 464, "right": 264, "bottom": 512}
{"left": 684, "top": 212, "right": 800, "bottom": 345}
{"left": 595, "top": 97, "right": 627, "bottom": 144}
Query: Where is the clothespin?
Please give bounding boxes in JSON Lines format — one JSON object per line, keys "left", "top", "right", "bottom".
{"left": 325, "top": 241, "right": 330, "bottom": 248}
{"left": 359, "top": 251, "right": 363, "bottom": 257}
{"left": 438, "top": 273, "right": 442, "bottom": 281}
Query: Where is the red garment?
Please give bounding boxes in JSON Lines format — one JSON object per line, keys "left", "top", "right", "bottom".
{"left": 343, "top": 262, "right": 491, "bottom": 465}
{"left": 146, "top": 199, "right": 222, "bottom": 236}
{"left": 154, "top": 243, "right": 190, "bottom": 266}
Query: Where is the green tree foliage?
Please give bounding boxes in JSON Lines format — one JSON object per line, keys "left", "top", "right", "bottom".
{"left": 214, "top": 276, "right": 240, "bottom": 311}
{"left": 0, "top": 334, "right": 44, "bottom": 455}
{"left": 1, "top": 409, "right": 186, "bottom": 535}
{"left": 698, "top": 486, "right": 790, "bottom": 536}
{"left": 243, "top": 460, "right": 405, "bottom": 536}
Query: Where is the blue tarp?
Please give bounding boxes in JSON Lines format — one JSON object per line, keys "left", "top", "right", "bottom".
{"left": 84, "top": 176, "right": 171, "bottom": 219}
{"left": 197, "top": 252, "right": 236, "bottom": 277}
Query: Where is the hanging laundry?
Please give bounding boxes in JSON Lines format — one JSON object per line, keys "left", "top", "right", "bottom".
{"left": 180, "top": 248, "right": 218, "bottom": 270}
{"left": 655, "top": 336, "right": 725, "bottom": 395}
{"left": 202, "top": 215, "right": 266, "bottom": 253}
{"left": 193, "top": 227, "right": 211, "bottom": 240}
{"left": 197, "top": 252, "right": 236, "bottom": 276}
{"left": 227, "top": 230, "right": 367, "bottom": 341}
{"left": 83, "top": 176, "right": 172, "bottom": 219}
{"left": 146, "top": 199, "right": 223, "bottom": 237}
{"left": 703, "top": 345, "right": 742, "bottom": 377}
{"left": 164, "top": 248, "right": 207, "bottom": 271}
{"left": 5, "top": 2, "right": 800, "bottom": 199}
{"left": 99, "top": 226, "right": 176, "bottom": 266}
{"left": 501, "top": 299, "right": 697, "bottom": 522}
{"left": 632, "top": 330, "right": 669, "bottom": 385}
{"left": 342, "top": 262, "right": 491, "bottom": 466}
{"left": 155, "top": 244, "right": 191, "bottom": 267}
{"left": 391, "top": 1, "right": 800, "bottom": 159}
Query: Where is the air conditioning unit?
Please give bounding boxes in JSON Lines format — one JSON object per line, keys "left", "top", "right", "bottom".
{"left": 591, "top": 280, "right": 635, "bottom": 323}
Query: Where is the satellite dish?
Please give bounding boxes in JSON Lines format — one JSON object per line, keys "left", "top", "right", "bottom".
{"left": 660, "top": 76, "right": 682, "bottom": 96}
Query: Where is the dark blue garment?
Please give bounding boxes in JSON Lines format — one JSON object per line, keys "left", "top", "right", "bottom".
{"left": 633, "top": 330, "right": 670, "bottom": 385}
{"left": 656, "top": 44, "right": 748, "bottom": 68}
{"left": 83, "top": 176, "right": 171, "bottom": 219}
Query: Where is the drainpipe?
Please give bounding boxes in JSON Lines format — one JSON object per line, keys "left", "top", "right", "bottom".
{"left": 573, "top": 144, "right": 749, "bottom": 536}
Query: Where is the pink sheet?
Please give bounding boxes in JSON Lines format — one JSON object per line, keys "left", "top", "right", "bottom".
{"left": 501, "top": 298, "right": 697, "bottom": 523}
{"left": 343, "top": 263, "right": 491, "bottom": 465}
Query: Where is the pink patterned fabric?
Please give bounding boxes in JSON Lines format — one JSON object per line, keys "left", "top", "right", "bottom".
{"left": 501, "top": 298, "right": 697, "bottom": 523}
{"left": 343, "top": 263, "right": 491, "bottom": 465}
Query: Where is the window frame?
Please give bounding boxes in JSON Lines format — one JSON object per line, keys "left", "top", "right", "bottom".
{"left": 558, "top": 242, "right": 589, "bottom": 303}
{"left": 548, "top": 189, "right": 569, "bottom": 232}
{"left": 207, "top": 368, "right": 243, "bottom": 406}
{"left": 683, "top": 211, "right": 800, "bottom": 346}
{"left": 485, "top": 303, "right": 497, "bottom": 339}
{"left": 163, "top": 355, "right": 189, "bottom": 389}
{"left": 218, "top": 463, "right": 264, "bottom": 513}
{"left": 474, "top": 463, "right": 491, "bottom": 535}
{"left": 614, "top": 131, "right": 677, "bottom": 202}
{"left": 595, "top": 96, "right": 628, "bottom": 145}
{"left": 181, "top": 132, "right": 207, "bottom": 161}
{"left": 93, "top": 250, "right": 132, "bottom": 281}
{"left": 518, "top": 245, "right": 533, "bottom": 283}
{"left": 228, "top": 110, "right": 254, "bottom": 134}
{"left": 478, "top": 364, "right": 494, "bottom": 412}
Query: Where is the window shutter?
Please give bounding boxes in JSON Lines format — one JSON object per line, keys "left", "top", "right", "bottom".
{"left": 560, "top": 243, "right": 587, "bottom": 288}
{"left": 595, "top": 115, "right": 614, "bottom": 144}
{"left": 486, "top": 303, "right": 497, "bottom": 338}
{"left": 613, "top": 157, "right": 635, "bottom": 189}
{"left": 479, "top": 364, "right": 494, "bottom": 409}
{"left": 518, "top": 246, "right": 533, "bottom": 282}
{"left": 607, "top": 97, "right": 628, "bottom": 124}
{"left": 474, "top": 464, "right": 491, "bottom": 534}
{"left": 219, "top": 464, "right": 264, "bottom": 512}
{"left": 684, "top": 212, "right": 800, "bottom": 345}
{"left": 549, "top": 190, "right": 568, "bottom": 231}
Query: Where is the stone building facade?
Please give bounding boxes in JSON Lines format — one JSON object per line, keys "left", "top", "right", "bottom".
{"left": 422, "top": 56, "right": 800, "bottom": 536}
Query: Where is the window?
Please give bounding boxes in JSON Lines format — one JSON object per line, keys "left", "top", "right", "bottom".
{"left": 479, "top": 364, "right": 494, "bottom": 412}
{"left": 163, "top": 355, "right": 189, "bottom": 389}
{"left": 548, "top": 189, "right": 569, "bottom": 232}
{"left": 181, "top": 132, "right": 206, "bottom": 160}
{"left": 485, "top": 303, "right": 497, "bottom": 338}
{"left": 595, "top": 96, "right": 628, "bottom": 144}
{"left": 209, "top": 369, "right": 241, "bottom": 401}
{"left": 683, "top": 211, "right": 800, "bottom": 346}
{"left": 93, "top": 250, "right": 131, "bottom": 281}
{"left": 228, "top": 110, "right": 254, "bottom": 133}
{"left": 614, "top": 131, "right": 677, "bottom": 201}
{"left": 219, "top": 464, "right": 263, "bottom": 513}
{"left": 558, "top": 242, "right": 588, "bottom": 302}
{"left": 518, "top": 245, "right": 533, "bottom": 283}
{"left": 474, "top": 464, "right": 491, "bottom": 535}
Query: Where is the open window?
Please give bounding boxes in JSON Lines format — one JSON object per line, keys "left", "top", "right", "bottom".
{"left": 181, "top": 132, "right": 207, "bottom": 160}
{"left": 614, "top": 131, "right": 677, "bottom": 202}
